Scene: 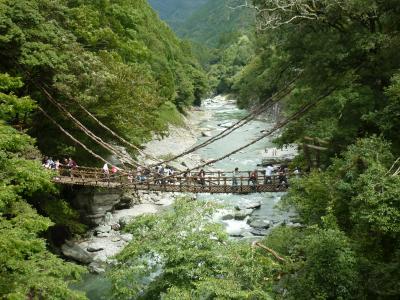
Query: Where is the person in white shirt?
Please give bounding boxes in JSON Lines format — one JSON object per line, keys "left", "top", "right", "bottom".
{"left": 102, "top": 163, "right": 109, "bottom": 178}
{"left": 264, "top": 164, "right": 275, "bottom": 184}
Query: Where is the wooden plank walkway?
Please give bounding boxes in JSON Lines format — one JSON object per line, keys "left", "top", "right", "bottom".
{"left": 52, "top": 167, "right": 291, "bottom": 194}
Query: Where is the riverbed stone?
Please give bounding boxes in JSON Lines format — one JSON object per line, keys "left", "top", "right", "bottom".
{"left": 228, "top": 230, "right": 244, "bottom": 237}
{"left": 287, "top": 222, "right": 302, "bottom": 228}
{"left": 71, "top": 188, "right": 123, "bottom": 225}
{"left": 61, "top": 242, "right": 93, "bottom": 264}
{"left": 120, "top": 233, "right": 133, "bottom": 242}
{"left": 88, "top": 262, "right": 106, "bottom": 274}
{"left": 113, "top": 204, "right": 160, "bottom": 225}
{"left": 96, "top": 225, "right": 112, "bottom": 234}
{"left": 234, "top": 209, "right": 254, "bottom": 220}
{"left": 111, "top": 236, "right": 121, "bottom": 242}
{"left": 87, "top": 244, "right": 104, "bottom": 252}
{"left": 247, "top": 218, "right": 271, "bottom": 229}
{"left": 221, "top": 213, "right": 235, "bottom": 220}
{"left": 250, "top": 228, "right": 269, "bottom": 236}
{"left": 201, "top": 131, "right": 212, "bottom": 137}
{"left": 245, "top": 201, "right": 262, "bottom": 210}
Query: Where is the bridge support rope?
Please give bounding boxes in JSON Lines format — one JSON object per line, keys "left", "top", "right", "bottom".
{"left": 39, "top": 85, "right": 140, "bottom": 167}
{"left": 37, "top": 106, "right": 112, "bottom": 165}
{"left": 141, "top": 87, "right": 336, "bottom": 184}
{"left": 150, "top": 77, "right": 300, "bottom": 168}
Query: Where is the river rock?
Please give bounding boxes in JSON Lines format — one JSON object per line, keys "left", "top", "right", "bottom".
{"left": 88, "top": 262, "right": 106, "bottom": 274}
{"left": 72, "top": 188, "right": 122, "bottom": 225}
{"left": 250, "top": 228, "right": 269, "bottom": 236}
{"left": 228, "top": 229, "right": 244, "bottom": 237}
{"left": 113, "top": 204, "right": 159, "bottom": 225}
{"left": 245, "top": 201, "right": 262, "bottom": 210}
{"left": 221, "top": 213, "right": 234, "bottom": 220}
{"left": 201, "top": 131, "right": 211, "bottom": 137}
{"left": 287, "top": 222, "right": 302, "bottom": 228}
{"left": 61, "top": 242, "right": 93, "bottom": 264}
{"left": 218, "top": 121, "right": 234, "bottom": 128}
{"left": 111, "top": 236, "right": 121, "bottom": 242}
{"left": 117, "top": 191, "right": 139, "bottom": 208}
{"left": 96, "top": 225, "right": 112, "bottom": 234}
{"left": 120, "top": 233, "right": 133, "bottom": 242}
{"left": 234, "top": 209, "right": 254, "bottom": 220}
{"left": 87, "top": 244, "right": 104, "bottom": 252}
{"left": 111, "top": 223, "right": 121, "bottom": 231}
{"left": 118, "top": 216, "right": 131, "bottom": 229}
{"left": 247, "top": 218, "right": 271, "bottom": 229}
{"left": 242, "top": 231, "right": 256, "bottom": 238}
{"left": 96, "top": 232, "right": 111, "bottom": 238}
{"left": 235, "top": 202, "right": 261, "bottom": 211}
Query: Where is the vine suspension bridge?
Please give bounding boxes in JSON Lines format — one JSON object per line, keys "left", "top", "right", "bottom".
{"left": 34, "top": 74, "right": 331, "bottom": 194}
{"left": 52, "top": 167, "right": 291, "bottom": 194}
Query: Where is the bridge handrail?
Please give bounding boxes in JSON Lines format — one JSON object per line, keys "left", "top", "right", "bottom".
{"left": 52, "top": 169, "right": 296, "bottom": 186}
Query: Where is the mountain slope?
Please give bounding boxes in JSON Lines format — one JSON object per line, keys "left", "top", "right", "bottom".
{"left": 147, "top": 0, "right": 208, "bottom": 30}
{"left": 0, "top": 0, "right": 208, "bottom": 163}
{"left": 177, "top": 0, "right": 254, "bottom": 47}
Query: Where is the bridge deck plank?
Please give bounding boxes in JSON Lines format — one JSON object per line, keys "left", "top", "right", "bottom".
{"left": 52, "top": 176, "right": 288, "bottom": 193}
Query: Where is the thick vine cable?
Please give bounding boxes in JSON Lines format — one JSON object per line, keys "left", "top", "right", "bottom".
{"left": 151, "top": 77, "right": 299, "bottom": 167}
{"left": 141, "top": 87, "right": 336, "bottom": 184}
{"left": 22, "top": 67, "right": 139, "bottom": 167}
{"left": 74, "top": 102, "right": 153, "bottom": 159}
{"left": 42, "top": 81, "right": 162, "bottom": 163}
{"left": 38, "top": 85, "right": 139, "bottom": 167}
{"left": 37, "top": 106, "right": 111, "bottom": 165}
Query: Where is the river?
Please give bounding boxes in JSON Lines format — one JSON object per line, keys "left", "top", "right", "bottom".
{"left": 73, "top": 95, "right": 297, "bottom": 298}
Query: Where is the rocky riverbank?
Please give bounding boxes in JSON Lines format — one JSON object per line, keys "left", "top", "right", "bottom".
{"left": 62, "top": 191, "right": 193, "bottom": 273}
{"left": 61, "top": 102, "right": 213, "bottom": 273}
{"left": 62, "top": 95, "right": 299, "bottom": 274}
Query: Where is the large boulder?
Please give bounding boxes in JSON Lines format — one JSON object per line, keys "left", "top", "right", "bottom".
{"left": 228, "top": 229, "right": 244, "bottom": 237}
{"left": 201, "top": 131, "right": 212, "bottom": 137}
{"left": 221, "top": 213, "right": 235, "bottom": 221}
{"left": 234, "top": 209, "right": 254, "bottom": 220}
{"left": 245, "top": 201, "right": 262, "bottom": 210}
{"left": 88, "top": 261, "right": 106, "bottom": 274}
{"left": 247, "top": 218, "right": 271, "bottom": 229}
{"left": 72, "top": 188, "right": 122, "bottom": 225}
{"left": 250, "top": 228, "right": 269, "bottom": 236}
{"left": 61, "top": 242, "right": 93, "bottom": 264}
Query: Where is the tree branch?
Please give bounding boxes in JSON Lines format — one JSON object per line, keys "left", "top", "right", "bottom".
{"left": 252, "top": 241, "right": 287, "bottom": 263}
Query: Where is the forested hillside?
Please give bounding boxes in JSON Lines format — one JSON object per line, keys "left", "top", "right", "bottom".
{"left": 1, "top": 0, "right": 207, "bottom": 164}
{"left": 147, "top": 0, "right": 208, "bottom": 30}
{"left": 149, "top": 0, "right": 254, "bottom": 95}
{"left": 176, "top": 0, "right": 254, "bottom": 47}
{"left": 2, "top": 0, "right": 400, "bottom": 299}
{"left": 0, "top": 0, "right": 207, "bottom": 297}
{"left": 231, "top": 1, "right": 400, "bottom": 298}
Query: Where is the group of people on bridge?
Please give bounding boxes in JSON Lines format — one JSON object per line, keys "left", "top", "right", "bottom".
{"left": 42, "top": 156, "right": 77, "bottom": 171}
{"left": 43, "top": 155, "right": 299, "bottom": 191}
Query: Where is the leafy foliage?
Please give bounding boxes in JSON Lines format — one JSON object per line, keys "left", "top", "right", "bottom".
{"left": 110, "top": 199, "right": 276, "bottom": 299}
{"left": 0, "top": 0, "right": 208, "bottom": 163}
{"left": 0, "top": 74, "right": 86, "bottom": 299}
{"left": 280, "top": 137, "right": 400, "bottom": 298}
{"left": 230, "top": 1, "right": 400, "bottom": 298}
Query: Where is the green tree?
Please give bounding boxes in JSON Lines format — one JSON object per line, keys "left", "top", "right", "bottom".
{"left": 110, "top": 199, "right": 276, "bottom": 299}
{"left": 0, "top": 73, "right": 86, "bottom": 299}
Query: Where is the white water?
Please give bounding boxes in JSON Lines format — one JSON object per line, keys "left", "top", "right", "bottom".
{"left": 195, "top": 96, "right": 296, "bottom": 237}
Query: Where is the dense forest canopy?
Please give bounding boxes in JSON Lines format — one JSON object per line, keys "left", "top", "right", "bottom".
{"left": 230, "top": 0, "right": 400, "bottom": 299}
{"left": 0, "top": 0, "right": 208, "bottom": 163}
{"left": 148, "top": 0, "right": 255, "bottom": 93}
{"left": 1, "top": 0, "right": 400, "bottom": 299}
{"left": 147, "top": 0, "right": 209, "bottom": 31}
{"left": 0, "top": 0, "right": 208, "bottom": 297}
